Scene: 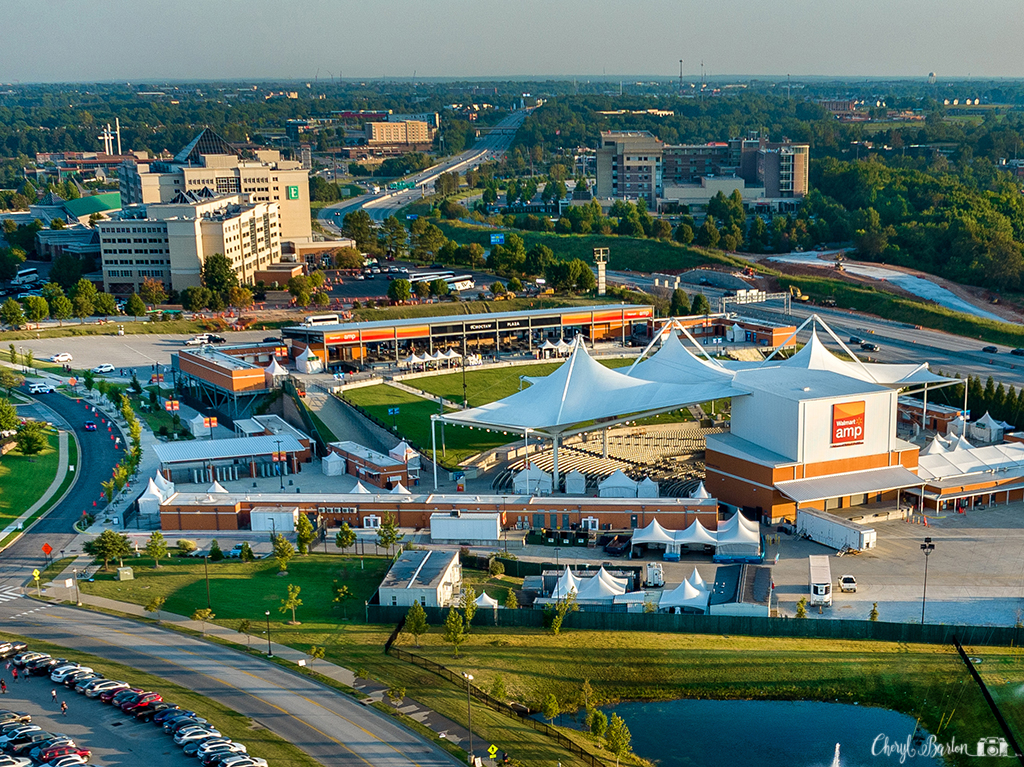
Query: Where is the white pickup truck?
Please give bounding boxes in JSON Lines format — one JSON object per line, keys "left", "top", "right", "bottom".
{"left": 838, "top": 574, "right": 858, "bottom": 593}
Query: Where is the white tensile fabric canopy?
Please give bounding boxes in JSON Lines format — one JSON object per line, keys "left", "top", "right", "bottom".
{"left": 564, "top": 470, "right": 587, "bottom": 496}
{"left": 715, "top": 513, "right": 761, "bottom": 559}
{"left": 389, "top": 441, "right": 415, "bottom": 462}
{"left": 575, "top": 567, "right": 628, "bottom": 601}
{"left": 631, "top": 518, "right": 676, "bottom": 545}
{"left": 138, "top": 479, "right": 164, "bottom": 515}
{"left": 513, "top": 465, "right": 552, "bottom": 495}
{"left": 920, "top": 437, "right": 948, "bottom": 456}
{"left": 550, "top": 568, "right": 581, "bottom": 600}
{"left": 627, "top": 331, "right": 734, "bottom": 385}
{"left": 265, "top": 358, "right": 288, "bottom": 377}
{"left": 637, "top": 477, "right": 659, "bottom": 498}
{"left": 658, "top": 579, "right": 710, "bottom": 612}
{"left": 206, "top": 480, "right": 229, "bottom": 494}
{"left": 599, "top": 469, "right": 637, "bottom": 498}
{"left": 953, "top": 433, "right": 974, "bottom": 451}
{"left": 322, "top": 451, "right": 345, "bottom": 475}
{"left": 350, "top": 480, "right": 372, "bottom": 494}
{"left": 474, "top": 591, "right": 500, "bottom": 608}
{"left": 687, "top": 567, "right": 708, "bottom": 591}
{"left": 153, "top": 472, "right": 174, "bottom": 496}
{"left": 390, "top": 482, "right": 412, "bottom": 494}
{"left": 631, "top": 518, "right": 718, "bottom": 550}
{"left": 689, "top": 481, "right": 711, "bottom": 499}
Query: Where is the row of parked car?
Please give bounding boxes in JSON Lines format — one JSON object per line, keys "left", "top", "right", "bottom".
{"left": 0, "top": 642, "right": 266, "bottom": 767}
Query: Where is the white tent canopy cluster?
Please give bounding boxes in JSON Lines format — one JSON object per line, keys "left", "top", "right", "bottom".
{"left": 658, "top": 568, "right": 712, "bottom": 613}
{"left": 138, "top": 473, "right": 176, "bottom": 515}
{"left": 549, "top": 566, "right": 628, "bottom": 602}
{"left": 631, "top": 514, "right": 761, "bottom": 559}
{"left": 403, "top": 349, "right": 462, "bottom": 366}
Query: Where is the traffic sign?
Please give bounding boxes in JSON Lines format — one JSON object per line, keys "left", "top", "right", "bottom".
{"left": 165, "top": 400, "right": 180, "bottom": 412}
{"left": 490, "top": 233, "right": 505, "bottom": 245}
{"left": 41, "top": 543, "right": 52, "bottom": 556}
{"left": 31, "top": 570, "right": 39, "bottom": 580}
{"left": 203, "top": 417, "right": 218, "bottom": 428}
{"left": 68, "top": 378, "right": 77, "bottom": 386}
{"left": 487, "top": 745, "right": 498, "bottom": 759}
{"left": 387, "top": 407, "right": 400, "bottom": 416}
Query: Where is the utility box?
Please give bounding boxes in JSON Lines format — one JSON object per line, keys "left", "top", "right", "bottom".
{"left": 115, "top": 567, "right": 134, "bottom": 581}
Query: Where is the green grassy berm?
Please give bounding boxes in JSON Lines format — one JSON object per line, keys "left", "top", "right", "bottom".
{"left": 0, "top": 429, "right": 59, "bottom": 526}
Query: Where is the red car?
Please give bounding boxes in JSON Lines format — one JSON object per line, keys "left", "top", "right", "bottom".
{"left": 101, "top": 687, "right": 141, "bottom": 704}
{"left": 38, "top": 745, "right": 90, "bottom": 762}
{"left": 83, "top": 421, "right": 97, "bottom": 432}
{"left": 122, "top": 692, "right": 162, "bottom": 712}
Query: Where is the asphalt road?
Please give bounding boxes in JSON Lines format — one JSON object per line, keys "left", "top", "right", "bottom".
{"left": 0, "top": 391, "right": 120, "bottom": 589}
{"left": 0, "top": 603, "right": 459, "bottom": 767}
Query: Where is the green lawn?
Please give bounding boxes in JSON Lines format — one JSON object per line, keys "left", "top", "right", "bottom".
{"left": 0, "top": 429, "right": 60, "bottom": 525}
{"left": 0, "top": 630, "right": 321, "bottom": 767}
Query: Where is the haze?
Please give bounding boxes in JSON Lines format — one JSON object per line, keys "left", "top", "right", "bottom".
{"left": 3, "top": 0, "right": 1023, "bottom": 83}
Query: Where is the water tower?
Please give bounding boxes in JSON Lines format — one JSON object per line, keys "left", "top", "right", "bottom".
{"left": 593, "top": 247, "right": 609, "bottom": 296}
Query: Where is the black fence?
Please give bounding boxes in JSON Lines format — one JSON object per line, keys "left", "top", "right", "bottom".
{"left": 387, "top": 643, "right": 611, "bottom": 767}
{"left": 953, "top": 636, "right": 1024, "bottom": 765}
{"left": 369, "top": 604, "right": 1024, "bottom": 647}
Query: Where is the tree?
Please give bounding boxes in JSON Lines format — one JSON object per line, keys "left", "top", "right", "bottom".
{"left": 140, "top": 277, "right": 167, "bottom": 307}
{"left": 428, "top": 278, "right": 450, "bottom": 297}
{"left": 332, "top": 583, "right": 354, "bottom": 619}
{"left": 177, "top": 539, "right": 198, "bottom": 554}
{"left": 505, "top": 589, "right": 518, "bottom": 610}
{"left": 72, "top": 293, "right": 93, "bottom": 322}
{"left": 0, "top": 398, "right": 17, "bottom": 432}
{"left": 15, "top": 421, "right": 48, "bottom": 458}
{"left": 376, "top": 512, "right": 404, "bottom": 556}
{"left": 489, "top": 559, "right": 505, "bottom": 577}
{"left": 23, "top": 295, "right": 48, "bottom": 323}
{"left": 279, "top": 583, "right": 303, "bottom": 625}
{"left": 869, "top": 602, "right": 879, "bottom": 622}
{"left": 490, "top": 674, "right": 507, "bottom": 702}
{"left": 309, "top": 645, "right": 326, "bottom": 671}
{"left": 201, "top": 253, "right": 238, "bottom": 296}
{"left": 144, "top": 531, "right": 168, "bottom": 568}
{"left": 145, "top": 596, "right": 166, "bottom": 622}
{"left": 549, "top": 592, "right": 578, "bottom": 636}
{"left": 94, "top": 292, "right": 118, "bottom": 317}
{"left": 295, "top": 513, "right": 316, "bottom": 555}
{"left": 180, "top": 286, "right": 212, "bottom": 311}
{"left": 605, "top": 713, "right": 632, "bottom": 767}
{"left": 669, "top": 289, "right": 690, "bottom": 316}
{"left": 209, "top": 538, "right": 224, "bottom": 562}
{"left": 796, "top": 597, "right": 808, "bottom": 619}
{"left": 410, "top": 220, "right": 447, "bottom": 261}
{"left": 49, "top": 253, "right": 83, "bottom": 290}
{"left": 23, "top": 349, "right": 33, "bottom": 373}
{"left": 272, "top": 533, "right": 295, "bottom": 572}
{"left": 332, "top": 247, "right": 365, "bottom": 270}
{"left": 542, "top": 693, "right": 560, "bottom": 724}
{"left": 0, "top": 369, "right": 22, "bottom": 398}
{"left": 240, "top": 541, "right": 255, "bottom": 563}
{"left": 0, "top": 298, "right": 25, "bottom": 328}
{"left": 342, "top": 209, "right": 377, "bottom": 252}
{"left": 335, "top": 522, "right": 356, "bottom": 552}
{"left": 590, "top": 710, "right": 608, "bottom": 738}
{"left": 462, "top": 585, "right": 478, "bottom": 631}
{"left": 83, "top": 529, "right": 133, "bottom": 571}
{"left": 227, "top": 286, "right": 254, "bottom": 310}
{"left": 404, "top": 601, "right": 429, "bottom": 646}
{"left": 191, "top": 607, "right": 215, "bottom": 636}
{"left": 387, "top": 279, "right": 411, "bottom": 303}
{"left": 442, "top": 607, "right": 465, "bottom": 657}
{"left": 691, "top": 293, "right": 712, "bottom": 315}
{"left": 49, "top": 295, "right": 72, "bottom": 326}
{"left": 414, "top": 280, "right": 430, "bottom": 299}
{"left": 125, "top": 293, "right": 146, "bottom": 318}
{"left": 81, "top": 370, "right": 94, "bottom": 392}
{"left": 237, "top": 619, "right": 252, "bottom": 649}
{"left": 380, "top": 217, "right": 407, "bottom": 258}
{"left": 696, "top": 217, "right": 720, "bottom": 248}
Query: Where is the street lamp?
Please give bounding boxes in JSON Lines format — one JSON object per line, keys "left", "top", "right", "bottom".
{"left": 462, "top": 672, "right": 474, "bottom": 762}
{"left": 265, "top": 610, "right": 273, "bottom": 657}
{"left": 275, "top": 438, "right": 284, "bottom": 490}
{"left": 554, "top": 546, "right": 561, "bottom": 569}
{"left": 72, "top": 568, "right": 81, "bottom": 606}
{"left": 920, "top": 537, "right": 935, "bottom": 624}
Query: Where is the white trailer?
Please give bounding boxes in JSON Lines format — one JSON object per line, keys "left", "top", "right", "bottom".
{"left": 808, "top": 555, "right": 833, "bottom": 607}
{"left": 429, "top": 511, "right": 501, "bottom": 545}
{"left": 796, "top": 508, "right": 876, "bottom": 552}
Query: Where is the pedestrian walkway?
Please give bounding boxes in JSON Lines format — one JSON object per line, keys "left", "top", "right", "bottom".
{"left": 0, "top": 430, "right": 72, "bottom": 547}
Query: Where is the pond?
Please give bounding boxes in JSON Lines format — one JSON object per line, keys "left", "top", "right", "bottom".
{"left": 584, "top": 699, "right": 944, "bottom": 766}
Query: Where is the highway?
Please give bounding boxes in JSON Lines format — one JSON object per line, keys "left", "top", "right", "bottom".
{"left": 0, "top": 603, "right": 459, "bottom": 767}
{"left": 319, "top": 110, "right": 527, "bottom": 230}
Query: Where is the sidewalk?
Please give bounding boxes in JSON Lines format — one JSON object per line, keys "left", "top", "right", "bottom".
{"left": 0, "top": 429, "right": 72, "bottom": 544}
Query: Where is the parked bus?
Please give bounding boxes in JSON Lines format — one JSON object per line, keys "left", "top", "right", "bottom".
{"left": 11, "top": 268, "right": 39, "bottom": 286}
{"left": 408, "top": 270, "right": 455, "bottom": 284}
{"left": 303, "top": 314, "right": 341, "bottom": 326}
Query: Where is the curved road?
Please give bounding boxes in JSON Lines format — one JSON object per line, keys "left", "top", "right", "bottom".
{"left": 0, "top": 603, "right": 458, "bottom": 767}
{"left": 0, "top": 390, "right": 120, "bottom": 587}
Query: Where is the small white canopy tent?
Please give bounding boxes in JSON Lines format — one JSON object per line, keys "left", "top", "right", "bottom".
{"left": 350, "top": 480, "right": 372, "bottom": 494}
{"left": 538, "top": 339, "right": 558, "bottom": 358}
{"left": 658, "top": 579, "right": 710, "bottom": 613}
{"left": 690, "top": 481, "right": 711, "bottom": 499}
{"left": 189, "top": 413, "right": 211, "bottom": 437}
{"left": 390, "top": 482, "right": 412, "bottom": 495}
{"left": 676, "top": 520, "right": 717, "bottom": 547}
{"left": 952, "top": 432, "right": 975, "bottom": 451}
{"left": 153, "top": 472, "right": 175, "bottom": 499}
{"left": 970, "top": 412, "right": 1005, "bottom": 444}
{"left": 631, "top": 518, "right": 676, "bottom": 547}
{"left": 390, "top": 441, "right": 419, "bottom": 468}
{"left": 687, "top": 567, "right": 708, "bottom": 591}
{"left": 443, "top": 349, "right": 462, "bottom": 366}
{"left": 564, "top": 469, "right": 587, "bottom": 496}
{"left": 206, "top": 480, "right": 229, "bottom": 494}
{"left": 637, "top": 477, "right": 659, "bottom": 498}
{"left": 295, "top": 346, "right": 323, "bottom": 374}
{"left": 715, "top": 513, "right": 761, "bottom": 559}
{"left": 728, "top": 322, "right": 744, "bottom": 343}
{"left": 575, "top": 567, "right": 628, "bottom": 601}
{"left": 555, "top": 339, "right": 573, "bottom": 356}
{"left": 920, "top": 437, "right": 948, "bottom": 456}
{"left": 599, "top": 469, "right": 637, "bottom": 498}
{"left": 947, "top": 414, "right": 968, "bottom": 438}
{"left": 474, "top": 591, "right": 500, "bottom": 608}
{"left": 322, "top": 451, "right": 346, "bottom": 476}
{"left": 513, "top": 465, "right": 553, "bottom": 495}
{"left": 264, "top": 358, "right": 288, "bottom": 386}
{"left": 550, "top": 568, "right": 581, "bottom": 600}
{"left": 137, "top": 479, "right": 164, "bottom": 516}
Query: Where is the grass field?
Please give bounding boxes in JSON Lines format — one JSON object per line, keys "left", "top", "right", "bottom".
{"left": 0, "top": 429, "right": 59, "bottom": 525}
{"left": 0, "top": 630, "right": 321, "bottom": 767}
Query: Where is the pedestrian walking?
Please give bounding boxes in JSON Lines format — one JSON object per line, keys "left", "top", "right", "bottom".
{"left": 51, "top": 689, "right": 57, "bottom": 702}
{"left": 60, "top": 701, "right": 67, "bottom": 716}
{"left": 12, "top": 669, "right": 18, "bottom": 683}
{"left": 1, "top": 680, "right": 6, "bottom": 694}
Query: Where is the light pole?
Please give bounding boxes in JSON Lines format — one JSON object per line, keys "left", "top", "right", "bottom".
{"left": 463, "top": 672, "right": 474, "bottom": 762}
{"left": 554, "top": 546, "right": 561, "bottom": 569}
{"left": 265, "top": 610, "right": 273, "bottom": 657}
{"left": 72, "top": 568, "right": 81, "bottom": 606}
{"left": 275, "top": 439, "right": 284, "bottom": 490}
{"left": 204, "top": 555, "right": 211, "bottom": 609}
{"left": 920, "top": 537, "right": 935, "bottom": 624}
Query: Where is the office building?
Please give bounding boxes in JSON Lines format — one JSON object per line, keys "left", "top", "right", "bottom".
{"left": 96, "top": 190, "right": 281, "bottom": 294}
{"left": 119, "top": 128, "right": 311, "bottom": 242}
{"left": 364, "top": 120, "right": 434, "bottom": 146}
{"left": 595, "top": 131, "right": 664, "bottom": 207}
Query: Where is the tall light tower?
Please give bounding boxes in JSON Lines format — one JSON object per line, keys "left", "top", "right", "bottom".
{"left": 593, "top": 247, "right": 609, "bottom": 297}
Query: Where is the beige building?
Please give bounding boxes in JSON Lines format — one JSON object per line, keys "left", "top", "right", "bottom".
{"left": 365, "top": 120, "right": 434, "bottom": 146}
{"left": 97, "top": 191, "right": 281, "bottom": 295}
{"left": 595, "top": 131, "right": 665, "bottom": 207}
{"left": 119, "top": 128, "right": 311, "bottom": 242}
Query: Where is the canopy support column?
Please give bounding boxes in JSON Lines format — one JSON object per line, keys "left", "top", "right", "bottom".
{"left": 431, "top": 417, "right": 438, "bottom": 490}
{"left": 922, "top": 383, "right": 928, "bottom": 436}
{"left": 552, "top": 433, "right": 560, "bottom": 493}
{"left": 603, "top": 428, "right": 608, "bottom": 459}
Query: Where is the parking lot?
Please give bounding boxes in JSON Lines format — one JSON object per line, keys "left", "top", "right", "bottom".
{"left": 0, "top": 671, "right": 194, "bottom": 767}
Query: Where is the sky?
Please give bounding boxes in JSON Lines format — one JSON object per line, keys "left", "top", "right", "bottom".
{"left": 3, "top": 0, "right": 1024, "bottom": 83}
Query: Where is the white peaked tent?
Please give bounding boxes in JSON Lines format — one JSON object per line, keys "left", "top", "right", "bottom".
{"left": 631, "top": 518, "right": 676, "bottom": 547}
{"left": 206, "top": 480, "right": 229, "bottom": 494}
{"left": 690, "top": 481, "right": 711, "bottom": 499}
{"left": 947, "top": 414, "right": 968, "bottom": 437}
{"left": 137, "top": 479, "right": 164, "bottom": 515}
{"left": 953, "top": 432, "right": 975, "bottom": 451}
{"left": 970, "top": 412, "right": 1004, "bottom": 444}
{"left": 153, "top": 472, "right": 175, "bottom": 498}
{"left": 555, "top": 339, "right": 573, "bottom": 356}
{"left": 295, "top": 346, "right": 323, "bottom": 374}
{"left": 550, "top": 568, "right": 581, "bottom": 600}
{"left": 728, "top": 322, "right": 744, "bottom": 342}
{"left": 538, "top": 339, "right": 558, "bottom": 357}
{"left": 474, "top": 591, "right": 500, "bottom": 608}
{"left": 637, "top": 477, "right": 659, "bottom": 498}
{"left": 322, "top": 451, "right": 346, "bottom": 476}
{"left": 350, "top": 480, "right": 372, "bottom": 494}
{"left": 632, "top": 518, "right": 717, "bottom": 558}
{"left": 629, "top": 332, "right": 734, "bottom": 386}
{"left": 564, "top": 469, "right": 587, "bottom": 496}
{"left": 599, "top": 469, "right": 637, "bottom": 498}
{"left": 687, "top": 567, "right": 708, "bottom": 591}
{"left": 443, "top": 349, "right": 462, "bottom": 364}
{"left": 513, "top": 465, "right": 553, "bottom": 495}
{"left": 190, "top": 413, "right": 211, "bottom": 437}
{"left": 921, "top": 437, "right": 948, "bottom": 456}
{"left": 390, "top": 482, "right": 412, "bottom": 494}
{"left": 575, "top": 567, "right": 628, "bottom": 601}
{"left": 658, "top": 579, "right": 710, "bottom": 613}
{"left": 264, "top": 358, "right": 288, "bottom": 386}
{"left": 715, "top": 513, "right": 761, "bottom": 559}
{"left": 390, "top": 441, "right": 419, "bottom": 468}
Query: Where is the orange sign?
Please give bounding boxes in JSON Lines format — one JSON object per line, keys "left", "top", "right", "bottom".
{"left": 203, "top": 417, "right": 218, "bottom": 429}
{"left": 832, "top": 401, "right": 865, "bottom": 446}
{"left": 164, "top": 400, "right": 180, "bottom": 412}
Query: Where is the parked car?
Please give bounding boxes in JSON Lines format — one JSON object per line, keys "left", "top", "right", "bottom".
{"left": 860, "top": 342, "right": 880, "bottom": 352}
{"left": 0, "top": 644, "right": 26, "bottom": 660}
{"left": 0, "top": 727, "right": 42, "bottom": 748}
{"left": 165, "top": 717, "right": 208, "bottom": 734}
{"left": 848, "top": 336, "right": 864, "bottom": 344}
{"left": 61, "top": 670, "right": 97, "bottom": 687}
{"left": 227, "top": 543, "right": 246, "bottom": 558}
{"left": 261, "top": 337, "right": 280, "bottom": 344}
{"left": 133, "top": 701, "right": 176, "bottom": 721}
{"left": 91, "top": 364, "right": 114, "bottom": 374}
{"left": 37, "top": 756, "right": 87, "bottom": 767}
{"left": 188, "top": 738, "right": 234, "bottom": 757}
{"left": 201, "top": 745, "right": 248, "bottom": 766}
{"left": 121, "top": 692, "right": 162, "bottom": 712}
{"left": 28, "top": 738, "right": 74, "bottom": 759}
{"left": 175, "top": 728, "right": 221, "bottom": 745}
{"left": 1012, "top": 348, "right": 1024, "bottom": 357}
{"left": 48, "top": 353, "right": 73, "bottom": 363}
{"left": 838, "top": 574, "right": 858, "bottom": 592}
{"left": 10, "top": 733, "right": 63, "bottom": 754}
{"left": 27, "top": 383, "right": 54, "bottom": 394}
{"left": 0, "top": 753, "right": 32, "bottom": 767}
{"left": 153, "top": 707, "right": 195, "bottom": 725}
{"left": 11, "top": 653, "right": 45, "bottom": 668}
{"left": 85, "top": 680, "right": 127, "bottom": 698}
{"left": 100, "top": 687, "right": 141, "bottom": 704}
{"left": 982, "top": 346, "right": 998, "bottom": 354}
{"left": 51, "top": 665, "right": 91, "bottom": 684}
{"left": 219, "top": 757, "right": 267, "bottom": 767}
{"left": 34, "top": 747, "right": 87, "bottom": 764}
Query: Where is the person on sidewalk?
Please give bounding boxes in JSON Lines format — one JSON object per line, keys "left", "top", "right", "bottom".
{"left": 12, "top": 669, "right": 17, "bottom": 683}
{"left": 60, "top": 701, "right": 67, "bottom": 716}
{"left": 1, "top": 680, "right": 6, "bottom": 694}
{"left": 51, "top": 689, "right": 57, "bottom": 702}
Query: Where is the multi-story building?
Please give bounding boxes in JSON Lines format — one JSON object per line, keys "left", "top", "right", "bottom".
{"left": 364, "top": 120, "right": 434, "bottom": 146}
{"left": 595, "top": 131, "right": 665, "bottom": 207}
{"left": 119, "top": 128, "right": 310, "bottom": 242}
{"left": 96, "top": 191, "right": 281, "bottom": 295}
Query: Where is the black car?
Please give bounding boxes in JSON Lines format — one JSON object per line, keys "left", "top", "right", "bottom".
{"left": 134, "top": 701, "right": 177, "bottom": 721}
{"left": 860, "top": 342, "right": 880, "bottom": 352}
{"left": 848, "top": 336, "right": 864, "bottom": 344}
{"left": 7, "top": 731, "right": 60, "bottom": 753}
{"left": 207, "top": 335, "right": 226, "bottom": 344}
{"left": 982, "top": 346, "right": 998, "bottom": 354}
{"left": 154, "top": 708, "right": 196, "bottom": 726}
{"left": 1012, "top": 348, "right": 1024, "bottom": 357}
{"left": 262, "top": 337, "right": 280, "bottom": 344}
{"left": 27, "top": 657, "right": 66, "bottom": 675}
